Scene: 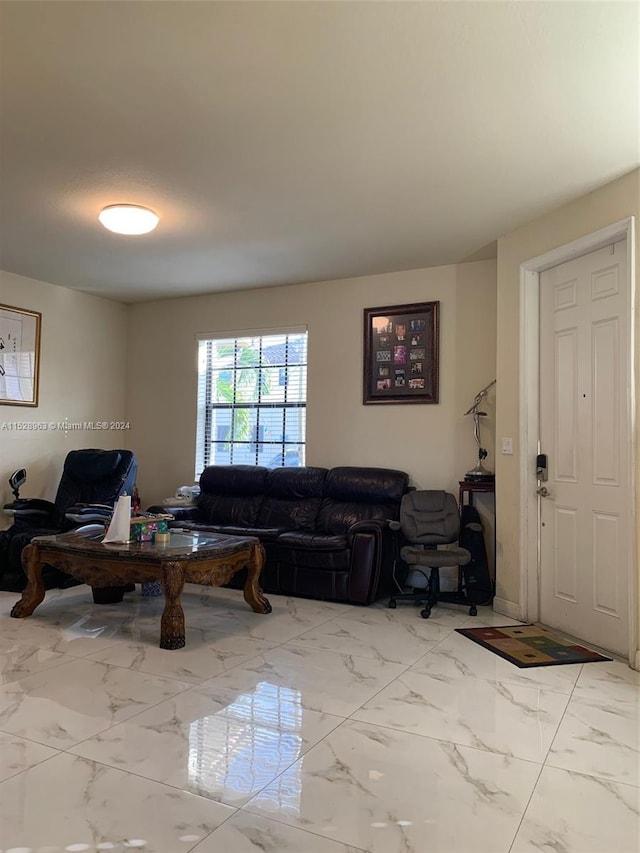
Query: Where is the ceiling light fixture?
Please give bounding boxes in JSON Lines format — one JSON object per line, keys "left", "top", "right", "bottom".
{"left": 98, "top": 204, "right": 159, "bottom": 235}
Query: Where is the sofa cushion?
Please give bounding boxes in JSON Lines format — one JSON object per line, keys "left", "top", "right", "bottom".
{"left": 176, "top": 521, "right": 285, "bottom": 542}
{"left": 197, "top": 465, "right": 268, "bottom": 525}
{"left": 276, "top": 533, "right": 351, "bottom": 570}
{"left": 316, "top": 467, "right": 409, "bottom": 534}
{"left": 323, "top": 467, "right": 408, "bottom": 502}
{"left": 212, "top": 525, "right": 286, "bottom": 542}
{"left": 257, "top": 467, "right": 327, "bottom": 530}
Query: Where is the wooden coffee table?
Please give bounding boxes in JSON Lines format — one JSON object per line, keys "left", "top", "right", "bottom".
{"left": 10, "top": 530, "right": 271, "bottom": 649}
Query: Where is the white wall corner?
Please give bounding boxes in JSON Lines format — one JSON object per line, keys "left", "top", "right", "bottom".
{"left": 634, "top": 649, "right": 640, "bottom": 673}
{"left": 492, "top": 596, "right": 524, "bottom": 622}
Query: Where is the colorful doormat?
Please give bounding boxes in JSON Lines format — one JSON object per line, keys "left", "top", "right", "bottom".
{"left": 455, "top": 624, "right": 612, "bottom": 668}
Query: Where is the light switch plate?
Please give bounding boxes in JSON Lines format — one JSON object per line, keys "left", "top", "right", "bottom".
{"left": 501, "top": 437, "right": 513, "bottom": 455}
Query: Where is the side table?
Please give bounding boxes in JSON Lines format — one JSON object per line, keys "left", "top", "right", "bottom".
{"left": 458, "top": 479, "right": 496, "bottom": 583}
{"left": 459, "top": 479, "right": 495, "bottom": 509}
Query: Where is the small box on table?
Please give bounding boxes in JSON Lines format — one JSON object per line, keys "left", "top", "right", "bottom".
{"left": 129, "top": 515, "right": 170, "bottom": 543}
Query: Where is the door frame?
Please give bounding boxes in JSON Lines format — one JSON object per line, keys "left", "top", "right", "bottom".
{"left": 518, "top": 217, "right": 636, "bottom": 665}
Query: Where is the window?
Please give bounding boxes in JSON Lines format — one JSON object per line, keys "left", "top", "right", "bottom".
{"left": 196, "top": 330, "right": 307, "bottom": 476}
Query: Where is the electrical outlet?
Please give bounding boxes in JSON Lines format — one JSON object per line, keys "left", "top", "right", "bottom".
{"left": 501, "top": 437, "right": 513, "bottom": 455}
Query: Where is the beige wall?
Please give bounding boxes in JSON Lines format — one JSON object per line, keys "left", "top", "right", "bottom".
{"left": 127, "top": 260, "right": 497, "bottom": 511}
{"left": 0, "top": 271, "right": 128, "bottom": 527}
{"left": 495, "top": 169, "right": 640, "bottom": 638}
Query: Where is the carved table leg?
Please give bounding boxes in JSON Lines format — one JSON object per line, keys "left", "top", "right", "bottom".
{"left": 10, "top": 544, "right": 46, "bottom": 618}
{"left": 160, "top": 562, "right": 186, "bottom": 649}
{"left": 243, "top": 542, "right": 272, "bottom": 614}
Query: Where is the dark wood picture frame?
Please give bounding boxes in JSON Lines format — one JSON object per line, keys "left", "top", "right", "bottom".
{"left": 363, "top": 301, "right": 439, "bottom": 404}
{"left": 0, "top": 303, "right": 42, "bottom": 407}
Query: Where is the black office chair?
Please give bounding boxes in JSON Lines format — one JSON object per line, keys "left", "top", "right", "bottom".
{"left": 0, "top": 448, "right": 137, "bottom": 592}
{"left": 388, "top": 490, "right": 474, "bottom": 618}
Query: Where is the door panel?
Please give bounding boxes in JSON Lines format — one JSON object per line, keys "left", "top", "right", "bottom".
{"left": 592, "top": 511, "right": 619, "bottom": 615}
{"left": 539, "top": 240, "right": 629, "bottom": 656}
{"left": 592, "top": 318, "right": 619, "bottom": 484}
{"left": 555, "top": 328, "right": 578, "bottom": 481}
{"left": 554, "top": 506, "right": 577, "bottom": 602}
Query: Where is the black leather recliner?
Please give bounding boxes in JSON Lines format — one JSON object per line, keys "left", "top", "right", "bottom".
{"left": 0, "top": 448, "right": 137, "bottom": 591}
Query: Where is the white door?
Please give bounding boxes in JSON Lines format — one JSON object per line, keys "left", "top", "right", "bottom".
{"left": 539, "top": 240, "right": 630, "bottom": 656}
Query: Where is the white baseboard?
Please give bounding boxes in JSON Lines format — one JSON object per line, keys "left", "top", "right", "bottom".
{"left": 633, "top": 649, "right": 640, "bottom": 672}
{"left": 492, "top": 596, "right": 523, "bottom": 622}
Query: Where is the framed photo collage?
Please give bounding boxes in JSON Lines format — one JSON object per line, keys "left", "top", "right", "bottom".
{"left": 363, "top": 301, "right": 439, "bottom": 404}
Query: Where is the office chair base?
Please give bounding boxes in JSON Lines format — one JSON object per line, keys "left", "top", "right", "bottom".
{"left": 388, "top": 574, "right": 479, "bottom": 619}
{"left": 388, "top": 588, "right": 437, "bottom": 617}
{"left": 437, "top": 590, "right": 478, "bottom": 617}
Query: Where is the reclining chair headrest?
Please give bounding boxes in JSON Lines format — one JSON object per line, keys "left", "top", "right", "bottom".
{"left": 64, "top": 449, "right": 123, "bottom": 483}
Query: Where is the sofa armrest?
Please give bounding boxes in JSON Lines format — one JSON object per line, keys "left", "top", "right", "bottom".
{"left": 3, "top": 498, "right": 56, "bottom": 519}
{"left": 347, "top": 518, "right": 406, "bottom": 604}
{"left": 65, "top": 503, "right": 114, "bottom": 524}
{"left": 347, "top": 518, "right": 388, "bottom": 540}
{"left": 147, "top": 504, "right": 201, "bottom": 522}
{"left": 347, "top": 524, "right": 383, "bottom": 604}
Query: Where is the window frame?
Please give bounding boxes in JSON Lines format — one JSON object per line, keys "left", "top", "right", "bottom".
{"left": 195, "top": 327, "right": 308, "bottom": 476}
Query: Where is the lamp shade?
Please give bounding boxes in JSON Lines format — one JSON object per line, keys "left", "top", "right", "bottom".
{"left": 98, "top": 204, "right": 159, "bottom": 235}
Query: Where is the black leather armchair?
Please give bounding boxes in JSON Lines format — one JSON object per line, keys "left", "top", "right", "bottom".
{"left": 0, "top": 448, "right": 137, "bottom": 591}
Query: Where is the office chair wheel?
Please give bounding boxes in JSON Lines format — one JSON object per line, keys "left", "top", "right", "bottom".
{"left": 469, "top": 605, "right": 478, "bottom": 616}
{"left": 420, "top": 606, "right": 431, "bottom": 619}
{"left": 388, "top": 599, "right": 397, "bottom": 609}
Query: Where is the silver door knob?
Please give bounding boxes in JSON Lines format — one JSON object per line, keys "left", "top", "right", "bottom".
{"left": 536, "top": 486, "right": 551, "bottom": 498}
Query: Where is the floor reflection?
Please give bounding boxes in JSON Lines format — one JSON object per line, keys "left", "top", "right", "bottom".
{"left": 61, "top": 613, "right": 115, "bottom": 642}
{"left": 188, "top": 681, "right": 303, "bottom": 808}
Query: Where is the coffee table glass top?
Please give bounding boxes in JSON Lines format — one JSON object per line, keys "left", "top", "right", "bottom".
{"left": 31, "top": 529, "right": 259, "bottom": 560}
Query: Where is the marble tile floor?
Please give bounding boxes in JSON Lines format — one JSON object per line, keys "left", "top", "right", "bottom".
{"left": 0, "top": 584, "right": 638, "bottom": 853}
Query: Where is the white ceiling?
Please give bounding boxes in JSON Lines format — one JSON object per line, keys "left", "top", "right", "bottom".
{"left": 0, "top": 1, "right": 638, "bottom": 304}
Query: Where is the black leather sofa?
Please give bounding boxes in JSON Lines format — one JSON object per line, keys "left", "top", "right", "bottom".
{"left": 152, "top": 465, "right": 409, "bottom": 605}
